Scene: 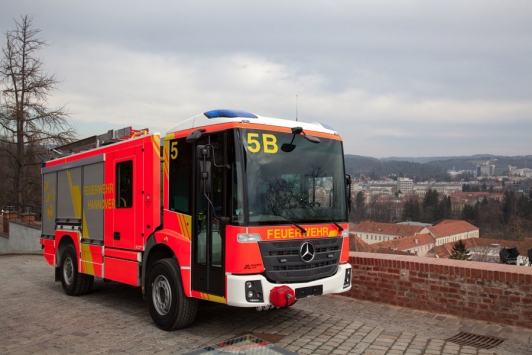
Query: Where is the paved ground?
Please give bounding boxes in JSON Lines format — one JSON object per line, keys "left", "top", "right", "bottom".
{"left": 1, "top": 254, "right": 531, "bottom": 355}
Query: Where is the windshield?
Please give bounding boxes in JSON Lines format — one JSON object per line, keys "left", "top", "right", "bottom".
{"left": 236, "top": 128, "right": 347, "bottom": 225}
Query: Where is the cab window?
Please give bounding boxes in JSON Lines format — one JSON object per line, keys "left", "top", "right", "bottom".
{"left": 116, "top": 160, "right": 133, "bottom": 208}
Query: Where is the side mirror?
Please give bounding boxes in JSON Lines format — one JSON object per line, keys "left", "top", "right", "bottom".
{"left": 186, "top": 129, "right": 204, "bottom": 143}
{"left": 346, "top": 174, "right": 352, "bottom": 212}
{"left": 197, "top": 145, "right": 212, "bottom": 193}
{"left": 304, "top": 135, "right": 321, "bottom": 144}
{"left": 281, "top": 143, "right": 296, "bottom": 152}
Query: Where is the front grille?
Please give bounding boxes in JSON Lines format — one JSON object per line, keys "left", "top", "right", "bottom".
{"left": 273, "top": 260, "right": 337, "bottom": 271}
{"left": 268, "top": 246, "right": 339, "bottom": 257}
{"left": 258, "top": 237, "right": 342, "bottom": 283}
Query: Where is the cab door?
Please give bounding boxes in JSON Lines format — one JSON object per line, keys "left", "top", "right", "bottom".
{"left": 106, "top": 146, "right": 142, "bottom": 250}
{"left": 191, "top": 132, "right": 228, "bottom": 297}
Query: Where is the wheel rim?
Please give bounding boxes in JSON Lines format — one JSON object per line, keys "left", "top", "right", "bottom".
{"left": 63, "top": 257, "right": 74, "bottom": 286}
{"left": 152, "top": 275, "right": 172, "bottom": 315}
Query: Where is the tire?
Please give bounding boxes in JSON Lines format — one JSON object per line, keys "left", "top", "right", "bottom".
{"left": 60, "top": 244, "right": 94, "bottom": 296}
{"left": 146, "top": 258, "right": 198, "bottom": 330}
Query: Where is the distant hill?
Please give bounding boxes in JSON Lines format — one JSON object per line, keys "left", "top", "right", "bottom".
{"left": 426, "top": 155, "right": 532, "bottom": 171}
{"left": 344, "top": 155, "right": 447, "bottom": 180}
{"left": 381, "top": 154, "right": 498, "bottom": 164}
{"left": 345, "top": 154, "right": 532, "bottom": 180}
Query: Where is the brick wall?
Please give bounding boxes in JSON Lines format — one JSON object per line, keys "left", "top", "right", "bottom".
{"left": 346, "top": 252, "right": 532, "bottom": 329}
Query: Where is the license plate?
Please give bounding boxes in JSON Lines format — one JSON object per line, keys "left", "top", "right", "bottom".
{"left": 295, "top": 285, "right": 323, "bottom": 298}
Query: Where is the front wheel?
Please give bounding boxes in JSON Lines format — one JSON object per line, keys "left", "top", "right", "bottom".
{"left": 146, "top": 258, "right": 198, "bottom": 330}
{"left": 60, "top": 244, "right": 94, "bottom": 296}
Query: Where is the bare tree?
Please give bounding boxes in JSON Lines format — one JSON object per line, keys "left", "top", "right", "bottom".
{"left": 0, "top": 15, "right": 75, "bottom": 206}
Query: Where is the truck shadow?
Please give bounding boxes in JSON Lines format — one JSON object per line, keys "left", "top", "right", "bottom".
{"left": 48, "top": 277, "right": 296, "bottom": 333}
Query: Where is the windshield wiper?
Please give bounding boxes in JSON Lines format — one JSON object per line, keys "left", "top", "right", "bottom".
{"left": 330, "top": 220, "right": 344, "bottom": 232}
{"left": 290, "top": 221, "right": 307, "bottom": 236}
{"left": 278, "top": 214, "right": 307, "bottom": 235}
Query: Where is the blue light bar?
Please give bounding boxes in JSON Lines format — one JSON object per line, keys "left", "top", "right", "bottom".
{"left": 204, "top": 109, "right": 258, "bottom": 119}
{"left": 318, "top": 122, "right": 335, "bottom": 130}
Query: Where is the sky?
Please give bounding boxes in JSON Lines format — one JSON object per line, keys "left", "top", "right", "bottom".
{"left": 1, "top": 1, "right": 531, "bottom": 158}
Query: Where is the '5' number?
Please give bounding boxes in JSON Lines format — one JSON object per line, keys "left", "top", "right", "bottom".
{"left": 170, "top": 141, "right": 178, "bottom": 159}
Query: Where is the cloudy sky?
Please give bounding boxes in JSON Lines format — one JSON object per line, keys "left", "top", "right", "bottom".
{"left": 1, "top": 1, "right": 531, "bottom": 158}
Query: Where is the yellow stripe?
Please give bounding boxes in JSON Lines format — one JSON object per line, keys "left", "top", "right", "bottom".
{"left": 184, "top": 214, "right": 192, "bottom": 239}
{"left": 176, "top": 214, "right": 185, "bottom": 238}
{"left": 163, "top": 145, "right": 169, "bottom": 179}
{"left": 163, "top": 133, "right": 175, "bottom": 180}
{"left": 67, "top": 170, "right": 82, "bottom": 218}
{"left": 82, "top": 210, "right": 90, "bottom": 240}
{"left": 179, "top": 215, "right": 187, "bottom": 239}
{"left": 151, "top": 135, "right": 160, "bottom": 156}
{"left": 201, "top": 292, "right": 226, "bottom": 304}
{"left": 80, "top": 243, "right": 95, "bottom": 275}
{"left": 67, "top": 170, "right": 91, "bottom": 240}
{"left": 176, "top": 214, "right": 191, "bottom": 240}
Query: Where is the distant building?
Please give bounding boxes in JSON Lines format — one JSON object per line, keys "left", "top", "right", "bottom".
{"left": 430, "top": 182, "right": 463, "bottom": 195}
{"left": 427, "top": 237, "right": 530, "bottom": 263}
{"left": 397, "top": 177, "right": 413, "bottom": 195}
{"left": 494, "top": 164, "right": 510, "bottom": 176}
{"left": 351, "top": 220, "right": 479, "bottom": 249}
{"left": 350, "top": 221, "right": 428, "bottom": 245}
{"left": 370, "top": 233, "right": 436, "bottom": 257}
{"left": 427, "top": 220, "right": 479, "bottom": 246}
{"left": 477, "top": 164, "right": 494, "bottom": 177}
{"left": 511, "top": 168, "right": 532, "bottom": 178}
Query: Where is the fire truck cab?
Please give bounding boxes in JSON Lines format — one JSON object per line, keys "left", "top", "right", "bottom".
{"left": 41, "top": 110, "right": 352, "bottom": 330}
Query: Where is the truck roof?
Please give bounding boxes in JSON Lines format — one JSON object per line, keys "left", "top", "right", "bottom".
{"left": 166, "top": 109, "right": 339, "bottom": 137}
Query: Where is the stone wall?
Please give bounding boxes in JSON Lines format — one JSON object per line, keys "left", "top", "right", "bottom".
{"left": 346, "top": 252, "right": 532, "bottom": 329}
{"left": 0, "top": 220, "right": 41, "bottom": 253}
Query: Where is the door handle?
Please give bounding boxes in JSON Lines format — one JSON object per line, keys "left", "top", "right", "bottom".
{"left": 114, "top": 232, "right": 120, "bottom": 240}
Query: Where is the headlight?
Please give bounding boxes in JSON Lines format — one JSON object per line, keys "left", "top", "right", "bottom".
{"left": 237, "top": 233, "right": 262, "bottom": 242}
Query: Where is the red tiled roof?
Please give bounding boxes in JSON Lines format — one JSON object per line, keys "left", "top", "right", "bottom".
{"left": 349, "top": 233, "right": 423, "bottom": 255}
{"left": 370, "top": 233, "right": 435, "bottom": 251}
{"left": 349, "top": 234, "right": 374, "bottom": 252}
{"left": 427, "top": 245, "right": 452, "bottom": 258}
{"left": 427, "top": 220, "right": 478, "bottom": 238}
{"left": 350, "top": 221, "right": 426, "bottom": 237}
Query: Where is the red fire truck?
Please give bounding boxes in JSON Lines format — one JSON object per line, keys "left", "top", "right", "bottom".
{"left": 40, "top": 109, "right": 352, "bottom": 330}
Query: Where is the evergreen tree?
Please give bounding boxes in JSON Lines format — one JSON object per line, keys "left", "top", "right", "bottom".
{"left": 423, "top": 189, "right": 439, "bottom": 210}
{"left": 461, "top": 203, "right": 479, "bottom": 225}
{"left": 450, "top": 240, "right": 471, "bottom": 260}
{"left": 349, "top": 191, "right": 366, "bottom": 223}
{"left": 503, "top": 191, "right": 517, "bottom": 223}
{"left": 433, "top": 199, "right": 445, "bottom": 221}
{"left": 445, "top": 196, "right": 452, "bottom": 218}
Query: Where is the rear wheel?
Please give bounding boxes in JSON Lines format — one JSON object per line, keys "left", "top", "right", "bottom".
{"left": 60, "top": 244, "right": 94, "bottom": 296}
{"left": 146, "top": 258, "right": 198, "bottom": 330}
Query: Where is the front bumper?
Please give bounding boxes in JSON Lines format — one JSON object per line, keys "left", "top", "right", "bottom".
{"left": 226, "top": 263, "right": 352, "bottom": 307}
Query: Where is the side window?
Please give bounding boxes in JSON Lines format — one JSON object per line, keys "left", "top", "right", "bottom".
{"left": 116, "top": 161, "right": 133, "bottom": 208}
{"left": 169, "top": 138, "right": 192, "bottom": 214}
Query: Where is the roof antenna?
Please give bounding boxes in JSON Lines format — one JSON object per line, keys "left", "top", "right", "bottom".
{"left": 296, "top": 95, "right": 298, "bottom": 122}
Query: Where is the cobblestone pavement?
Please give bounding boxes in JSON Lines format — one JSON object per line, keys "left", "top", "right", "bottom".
{"left": 1, "top": 254, "right": 531, "bottom": 355}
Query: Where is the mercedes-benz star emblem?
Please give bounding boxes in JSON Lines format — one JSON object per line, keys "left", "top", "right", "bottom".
{"left": 300, "top": 241, "right": 316, "bottom": 263}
